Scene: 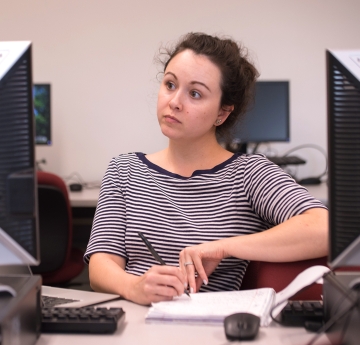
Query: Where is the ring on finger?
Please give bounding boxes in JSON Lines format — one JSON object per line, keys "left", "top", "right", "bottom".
{"left": 184, "top": 262, "right": 194, "bottom": 267}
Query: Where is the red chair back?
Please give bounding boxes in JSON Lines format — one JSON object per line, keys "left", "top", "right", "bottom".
{"left": 241, "top": 257, "right": 328, "bottom": 300}
{"left": 32, "top": 171, "right": 83, "bottom": 285}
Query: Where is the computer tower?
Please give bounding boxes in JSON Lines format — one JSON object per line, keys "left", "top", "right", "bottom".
{"left": 0, "top": 274, "right": 42, "bottom": 345}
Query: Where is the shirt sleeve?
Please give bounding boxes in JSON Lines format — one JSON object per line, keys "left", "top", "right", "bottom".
{"left": 242, "top": 154, "right": 327, "bottom": 226}
{"left": 83, "top": 157, "right": 127, "bottom": 264}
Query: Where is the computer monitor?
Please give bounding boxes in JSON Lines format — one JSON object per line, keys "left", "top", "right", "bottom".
{"left": 33, "top": 83, "right": 51, "bottom": 145}
{"left": 232, "top": 81, "right": 290, "bottom": 153}
{"left": 0, "top": 41, "right": 40, "bottom": 266}
{"left": 327, "top": 49, "right": 360, "bottom": 268}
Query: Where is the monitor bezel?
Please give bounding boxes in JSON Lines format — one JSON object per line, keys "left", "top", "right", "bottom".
{"left": 327, "top": 49, "right": 360, "bottom": 268}
{"left": 0, "top": 41, "right": 40, "bottom": 266}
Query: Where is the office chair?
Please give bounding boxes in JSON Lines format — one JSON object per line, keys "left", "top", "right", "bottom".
{"left": 31, "top": 171, "right": 84, "bottom": 285}
{"left": 241, "top": 257, "right": 328, "bottom": 300}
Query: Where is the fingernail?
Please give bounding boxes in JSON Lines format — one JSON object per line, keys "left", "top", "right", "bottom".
{"left": 203, "top": 280, "right": 208, "bottom": 285}
{"left": 190, "top": 287, "right": 194, "bottom": 294}
{"left": 184, "top": 283, "right": 188, "bottom": 289}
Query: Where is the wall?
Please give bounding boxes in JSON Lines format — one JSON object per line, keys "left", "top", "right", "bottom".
{"left": 1, "top": 0, "right": 359, "bottom": 182}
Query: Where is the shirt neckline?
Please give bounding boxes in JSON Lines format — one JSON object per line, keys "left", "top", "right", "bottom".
{"left": 135, "top": 152, "right": 240, "bottom": 180}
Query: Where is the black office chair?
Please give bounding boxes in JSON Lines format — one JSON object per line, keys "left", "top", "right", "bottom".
{"left": 31, "top": 171, "right": 84, "bottom": 285}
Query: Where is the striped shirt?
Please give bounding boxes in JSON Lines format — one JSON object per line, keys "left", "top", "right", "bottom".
{"left": 84, "top": 152, "right": 326, "bottom": 292}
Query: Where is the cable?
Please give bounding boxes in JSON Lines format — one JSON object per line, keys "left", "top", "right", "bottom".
{"left": 282, "top": 144, "right": 328, "bottom": 180}
{"left": 63, "top": 172, "right": 86, "bottom": 185}
{"left": 268, "top": 271, "right": 358, "bottom": 345}
{"left": 63, "top": 172, "right": 101, "bottom": 189}
{"left": 269, "top": 270, "right": 332, "bottom": 326}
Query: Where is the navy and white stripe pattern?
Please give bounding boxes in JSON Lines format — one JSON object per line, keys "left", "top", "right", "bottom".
{"left": 84, "top": 152, "right": 326, "bottom": 292}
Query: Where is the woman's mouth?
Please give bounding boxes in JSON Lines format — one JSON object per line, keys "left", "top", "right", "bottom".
{"left": 164, "top": 115, "right": 181, "bottom": 124}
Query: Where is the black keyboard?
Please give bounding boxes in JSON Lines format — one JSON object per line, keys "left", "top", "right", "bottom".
{"left": 267, "top": 155, "right": 306, "bottom": 166}
{"left": 41, "top": 307, "right": 125, "bottom": 333}
{"left": 281, "top": 300, "right": 323, "bottom": 327}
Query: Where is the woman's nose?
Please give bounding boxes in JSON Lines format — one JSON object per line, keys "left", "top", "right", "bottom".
{"left": 169, "top": 91, "right": 183, "bottom": 111}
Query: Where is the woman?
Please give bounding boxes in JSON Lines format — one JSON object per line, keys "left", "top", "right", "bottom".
{"left": 85, "top": 32, "right": 328, "bottom": 306}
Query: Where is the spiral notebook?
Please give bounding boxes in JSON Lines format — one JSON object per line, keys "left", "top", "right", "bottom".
{"left": 146, "top": 288, "right": 276, "bottom": 327}
{"left": 145, "top": 266, "right": 331, "bottom": 327}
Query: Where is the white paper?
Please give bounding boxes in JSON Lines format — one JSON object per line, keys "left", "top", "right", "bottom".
{"left": 145, "top": 265, "right": 330, "bottom": 328}
{"left": 146, "top": 288, "right": 275, "bottom": 326}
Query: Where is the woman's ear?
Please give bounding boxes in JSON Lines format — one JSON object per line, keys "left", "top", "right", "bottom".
{"left": 214, "top": 105, "right": 234, "bottom": 126}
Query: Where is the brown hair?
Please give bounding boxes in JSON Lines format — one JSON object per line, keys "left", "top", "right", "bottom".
{"left": 157, "top": 32, "right": 259, "bottom": 143}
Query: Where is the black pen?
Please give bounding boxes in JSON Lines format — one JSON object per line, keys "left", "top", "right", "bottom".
{"left": 138, "top": 232, "right": 190, "bottom": 297}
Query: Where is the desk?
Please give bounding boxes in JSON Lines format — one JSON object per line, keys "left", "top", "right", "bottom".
{"left": 37, "top": 297, "right": 328, "bottom": 345}
{"left": 68, "top": 188, "right": 99, "bottom": 247}
{"left": 69, "top": 188, "right": 100, "bottom": 208}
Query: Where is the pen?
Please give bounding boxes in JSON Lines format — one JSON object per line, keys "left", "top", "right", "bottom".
{"left": 138, "top": 232, "right": 190, "bottom": 297}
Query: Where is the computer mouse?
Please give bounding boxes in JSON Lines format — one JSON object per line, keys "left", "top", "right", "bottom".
{"left": 69, "top": 183, "right": 83, "bottom": 192}
{"left": 224, "top": 312, "right": 260, "bottom": 341}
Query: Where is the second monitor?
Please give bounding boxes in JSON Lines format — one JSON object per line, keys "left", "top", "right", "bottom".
{"left": 232, "top": 81, "right": 290, "bottom": 153}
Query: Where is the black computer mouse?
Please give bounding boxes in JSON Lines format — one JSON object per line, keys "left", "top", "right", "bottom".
{"left": 69, "top": 183, "right": 83, "bottom": 192}
{"left": 224, "top": 312, "right": 260, "bottom": 341}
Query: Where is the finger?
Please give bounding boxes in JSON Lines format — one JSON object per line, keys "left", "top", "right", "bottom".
{"left": 195, "top": 276, "right": 204, "bottom": 292}
{"left": 151, "top": 294, "right": 173, "bottom": 303}
{"left": 180, "top": 249, "right": 209, "bottom": 294}
{"left": 147, "top": 265, "right": 187, "bottom": 297}
{"left": 191, "top": 255, "right": 208, "bottom": 290}
{"left": 179, "top": 250, "right": 192, "bottom": 292}
{"left": 180, "top": 252, "right": 197, "bottom": 293}
{"left": 153, "top": 284, "right": 181, "bottom": 299}
{"left": 150, "top": 264, "right": 186, "bottom": 284}
{"left": 184, "top": 261, "right": 196, "bottom": 294}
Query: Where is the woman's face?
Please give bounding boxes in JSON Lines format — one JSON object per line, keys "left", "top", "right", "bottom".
{"left": 157, "top": 49, "right": 227, "bottom": 142}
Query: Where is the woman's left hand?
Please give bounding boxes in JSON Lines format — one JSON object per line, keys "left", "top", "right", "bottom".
{"left": 179, "top": 241, "right": 226, "bottom": 293}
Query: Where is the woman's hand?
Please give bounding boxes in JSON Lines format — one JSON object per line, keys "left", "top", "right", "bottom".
{"left": 179, "top": 241, "right": 226, "bottom": 293}
{"left": 178, "top": 209, "right": 328, "bottom": 294}
{"left": 89, "top": 253, "right": 186, "bottom": 306}
{"left": 128, "top": 265, "right": 187, "bottom": 305}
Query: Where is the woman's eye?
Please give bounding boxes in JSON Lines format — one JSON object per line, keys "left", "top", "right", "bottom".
{"left": 190, "top": 90, "right": 201, "bottom": 99}
{"left": 166, "top": 81, "right": 175, "bottom": 90}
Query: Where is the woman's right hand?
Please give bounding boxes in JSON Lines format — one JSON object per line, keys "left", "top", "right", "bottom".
{"left": 128, "top": 264, "right": 187, "bottom": 305}
{"left": 89, "top": 252, "right": 186, "bottom": 306}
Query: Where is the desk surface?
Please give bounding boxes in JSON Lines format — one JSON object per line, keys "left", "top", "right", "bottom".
{"left": 69, "top": 188, "right": 100, "bottom": 208}
{"left": 68, "top": 183, "right": 328, "bottom": 208}
{"left": 37, "top": 297, "right": 327, "bottom": 345}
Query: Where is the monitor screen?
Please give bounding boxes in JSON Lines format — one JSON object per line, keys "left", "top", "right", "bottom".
{"left": 233, "top": 81, "right": 290, "bottom": 144}
{"left": 0, "top": 41, "right": 40, "bottom": 265}
{"left": 327, "top": 49, "right": 360, "bottom": 268}
{"left": 33, "top": 83, "right": 51, "bottom": 145}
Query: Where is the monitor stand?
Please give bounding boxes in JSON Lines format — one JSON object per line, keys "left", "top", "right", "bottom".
{"left": 323, "top": 271, "right": 360, "bottom": 345}
{"left": 0, "top": 273, "right": 42, "bottom": 345}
